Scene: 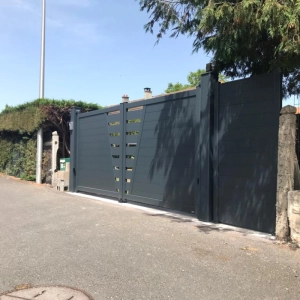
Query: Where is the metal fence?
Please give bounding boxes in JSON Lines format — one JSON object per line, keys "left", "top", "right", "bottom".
{"left": 70, "top": 72, "right": 281, "bottom": 233}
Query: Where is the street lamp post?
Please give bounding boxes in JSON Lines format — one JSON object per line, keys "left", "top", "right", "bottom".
{"left": 36, "top": 0, "right": 46, "bottom": 184}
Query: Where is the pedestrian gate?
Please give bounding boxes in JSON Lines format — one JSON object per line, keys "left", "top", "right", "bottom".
{"left": 70, "top": 72, "right": 281, "bottom": 234}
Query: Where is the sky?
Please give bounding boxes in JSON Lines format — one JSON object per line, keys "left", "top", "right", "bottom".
{"left": 0, "top": 0, "right": 213, "bottom": 112}
{"left": 0, "top": 0, "right": 295, "bottom": 112}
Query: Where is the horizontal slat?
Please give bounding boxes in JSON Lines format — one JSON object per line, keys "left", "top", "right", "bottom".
{"left": 125, "top": 147, "right": 137, "bottom": 156}
{"left": 139, "top": 138, "right": 195, "bottom": 149}
{"left": 125, "top": 159, "right": 135, "bottom": 168}
{"left": 219, "top": 113, "right": 276, "bottom": 131}
{"left": 132, "top": 170, "right": 194, "bottom": 184}
{"left": 79, "top": 123, "right": 107, "bottom": 133}
{"left": 112, "top": 158, "right": 121, "bottom": 166}
{"left": 115, "top": 181, "right": 121, "bottom": 189}
{"left": 145, "top": 97, "right": 196, "bottom": 113}
{"left": 125, "top": 170, "right": 133, "bottom": 180}
{"left": 79, "top": 114, "right": 106, "bottom": 124}
{"left": 107, "top": 113, "right": 121, "bottom": 123}
{"left": 77, "top": 162, "right": 113, "bottom": 171}
{"left": 219, "top": 87, "right": 273, "bottom": 106}
{"left": 126, "top": 122, "right": 140, "bottom": 132}
{"left": 143, "top": 119, "right": 194, "bottom": 131}
{"left": 218, "top": 99, "right": 276, "bottom": 117}
{"left": 135, "top": 156, "right": 194, "bottom": 168}
{"left": 76, "top": 186, "right": 119, "bottom": 199}
{"left": 77, "top": 148, "right": 110, "bottom": 157}
{"left": 219, "top": 138, "right": 277, "bottom": 154}
{"left": 219, "top": 176, "right": 275, "bottom": 193}
{"left": 218, "top": 151, "right": 275, "bottom": 165}
{"left": 219, "top": 74, "right": 274, "bottom": 95}
{"left": 126, "top": 109, "right": 143, "bottom": 120}
{"left": 144, "top": 107, "right": 195, "bottom": 123}
{"left": 126, "top": 135, "right": 139, "bottom": 143}
{"left": 218, "top": 126, "right": 276, "bottom": 142}
{"left": 110, "top": 147, "right": 121, "bottom": 156}
{"left": 137, "top": 146, "right": 194, "bottom": 158}
{"left": 77, "top": 148, "right": 111, "bottom": 157}
{"left": 77, "top": 176, "right": 115, "bottom": 188}
{"left": 109, "top": 136, "right": 121, "bottom": 145}
{"left": 131, "top": 180, "right": 194, "bottom": 196}
{"left": 113, "top": 169, "right": 120, "bottom": 177}
{"left": 141, "top": 129, "right": 195, "bottom": 139}
{"left": 125, "top": 182, "right": 131, "bottom": 191}
{"left": 79, "top": 106, "right": 120, "bottom": 118}
{"left": 108, "top": 124, "right": 121, "bottom": 134}
{"left": 78, "top": 130, "right": 109, "bottom": 140}
{"left": 125, "top": 90, "right": 196, "bottom": 110}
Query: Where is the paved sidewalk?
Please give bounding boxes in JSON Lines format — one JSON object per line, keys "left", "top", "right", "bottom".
{"left": 0, "top": 174, "right": 299, "bottom": 299}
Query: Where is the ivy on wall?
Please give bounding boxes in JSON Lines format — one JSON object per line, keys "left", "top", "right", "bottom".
{"left": 0, "top": 99, "right": 102, "bottom": 181}
{"left": 0, "top": 133, "right": 37, "bottom": 181}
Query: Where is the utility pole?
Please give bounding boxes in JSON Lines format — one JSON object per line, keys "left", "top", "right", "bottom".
{"left": 36, "top": 0, "right": 46, "bottom": 184}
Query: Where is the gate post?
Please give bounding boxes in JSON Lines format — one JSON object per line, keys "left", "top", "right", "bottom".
{"left": 195, "top": 71, "right": 218, "bottom": 221}
{"left": 119, "top": 102, "right": 126, "bottom": 202}
{"left": 69, "top": 107, "right": 81, "bottom": 193}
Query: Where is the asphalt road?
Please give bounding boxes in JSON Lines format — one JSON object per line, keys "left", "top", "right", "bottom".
{"left": 0, "top": 174, "right": 299, "bottom": 299}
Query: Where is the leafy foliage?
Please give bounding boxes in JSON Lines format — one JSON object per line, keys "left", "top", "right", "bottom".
{"left": 165, "top": 69, "right": 228, "bottom": 93}
{"left": 0, "top": 99, "right": 102, "bottom": 181}
{"left": 0, "top": 98, "right": 102, "bottom": 158}
{"left": 0, "top": 134, "right": 37, "bottom": 181}
{"left": 139, "top": 0, "right": 300, "bottom": 97}
{"left": 165, "top": 82, "right": 191, "bottom": 93}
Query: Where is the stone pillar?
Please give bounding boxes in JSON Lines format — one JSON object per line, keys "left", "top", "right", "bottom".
{"left": 276, "top": 105, "right": 297, "bottom": 240}
{"left": 51, "top": 131, "right": 59, "bottom": 187}
{"left": 288, "top": 191, "right": 300, "bottom": 245}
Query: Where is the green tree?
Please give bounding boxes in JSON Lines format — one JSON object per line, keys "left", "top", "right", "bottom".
{"left": 138, "top": 0, "right": 300, "bottom": 97}
{"left": 165, "top": 69, "right": 227, "bottom": 93}
{"left": 165, "top": 82, "right": 191, "bottom": 93}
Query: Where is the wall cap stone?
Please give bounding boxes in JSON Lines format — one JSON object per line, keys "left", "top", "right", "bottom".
{"left": 280, "top": 105, "right": 297, "bottom": 115}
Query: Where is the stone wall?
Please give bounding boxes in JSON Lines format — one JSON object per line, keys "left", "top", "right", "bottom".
{"left": 276, "top": 105, "right": 300, "bottom": 246}
{"left": 288, "top": 191, "right": 300, "bottom": 245}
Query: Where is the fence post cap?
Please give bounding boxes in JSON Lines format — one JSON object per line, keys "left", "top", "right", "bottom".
{"left": 281, "top": 105, "right": 297, "bottom": 114}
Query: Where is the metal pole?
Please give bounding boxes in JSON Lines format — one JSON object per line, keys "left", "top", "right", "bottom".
{"left": 36, "top": 0, "right": 46, "bottom": 184}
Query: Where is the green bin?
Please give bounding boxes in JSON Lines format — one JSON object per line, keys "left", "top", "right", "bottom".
{"left": 60, "top": 158, "right": 70, "bottom": 171}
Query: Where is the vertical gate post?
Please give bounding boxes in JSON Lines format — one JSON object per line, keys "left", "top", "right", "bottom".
{"left": 69, "top": 107, "right": 81, "bottom": 192}
{"left": 119, "top": 102, "right": 126, "bottom": 202}
{"left": 195, "top": 71, "right": 218, "bottom": 221}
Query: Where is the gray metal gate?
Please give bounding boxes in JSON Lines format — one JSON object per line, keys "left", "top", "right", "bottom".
{"left": 73, "top": 106, "right": 122, "bottom": 199}
{"left": 213, "top": 73, "right": 281, "bottom": 233}
{"left": 123, "top": 91, "right": 197, "bottom": 213}
{"left": 70, "top": 90, "right": 198, "bottom": 214}
{"left": 69, "top": 72, "right": 281, "bottom": 233}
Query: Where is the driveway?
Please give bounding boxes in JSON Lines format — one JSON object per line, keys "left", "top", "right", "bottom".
{"left": 0, "top": 174, "right": 299, "bottom": 299}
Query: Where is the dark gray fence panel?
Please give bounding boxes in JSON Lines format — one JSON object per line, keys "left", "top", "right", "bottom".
{"left": 216, "top": 72, "right": 281, "bottom": 233}
{"left": 123, "top": 91, "right": 197, "bottom": 213}
{"left": 75, "top": 108, "right": 122, "bottom": 199}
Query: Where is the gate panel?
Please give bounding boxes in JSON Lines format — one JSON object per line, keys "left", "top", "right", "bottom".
{"left": 75, "top": 108, "right": 122, "bottom": 198}
{"left": 216, "top": 73, "right": 281, "bottom": 233}
{"left": 124, "top": 92, "right": 197, "bottom": 213}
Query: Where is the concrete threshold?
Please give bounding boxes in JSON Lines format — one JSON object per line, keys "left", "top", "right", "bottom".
{"left": 67, "top": 192, "right": 275, "bottom": 242}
